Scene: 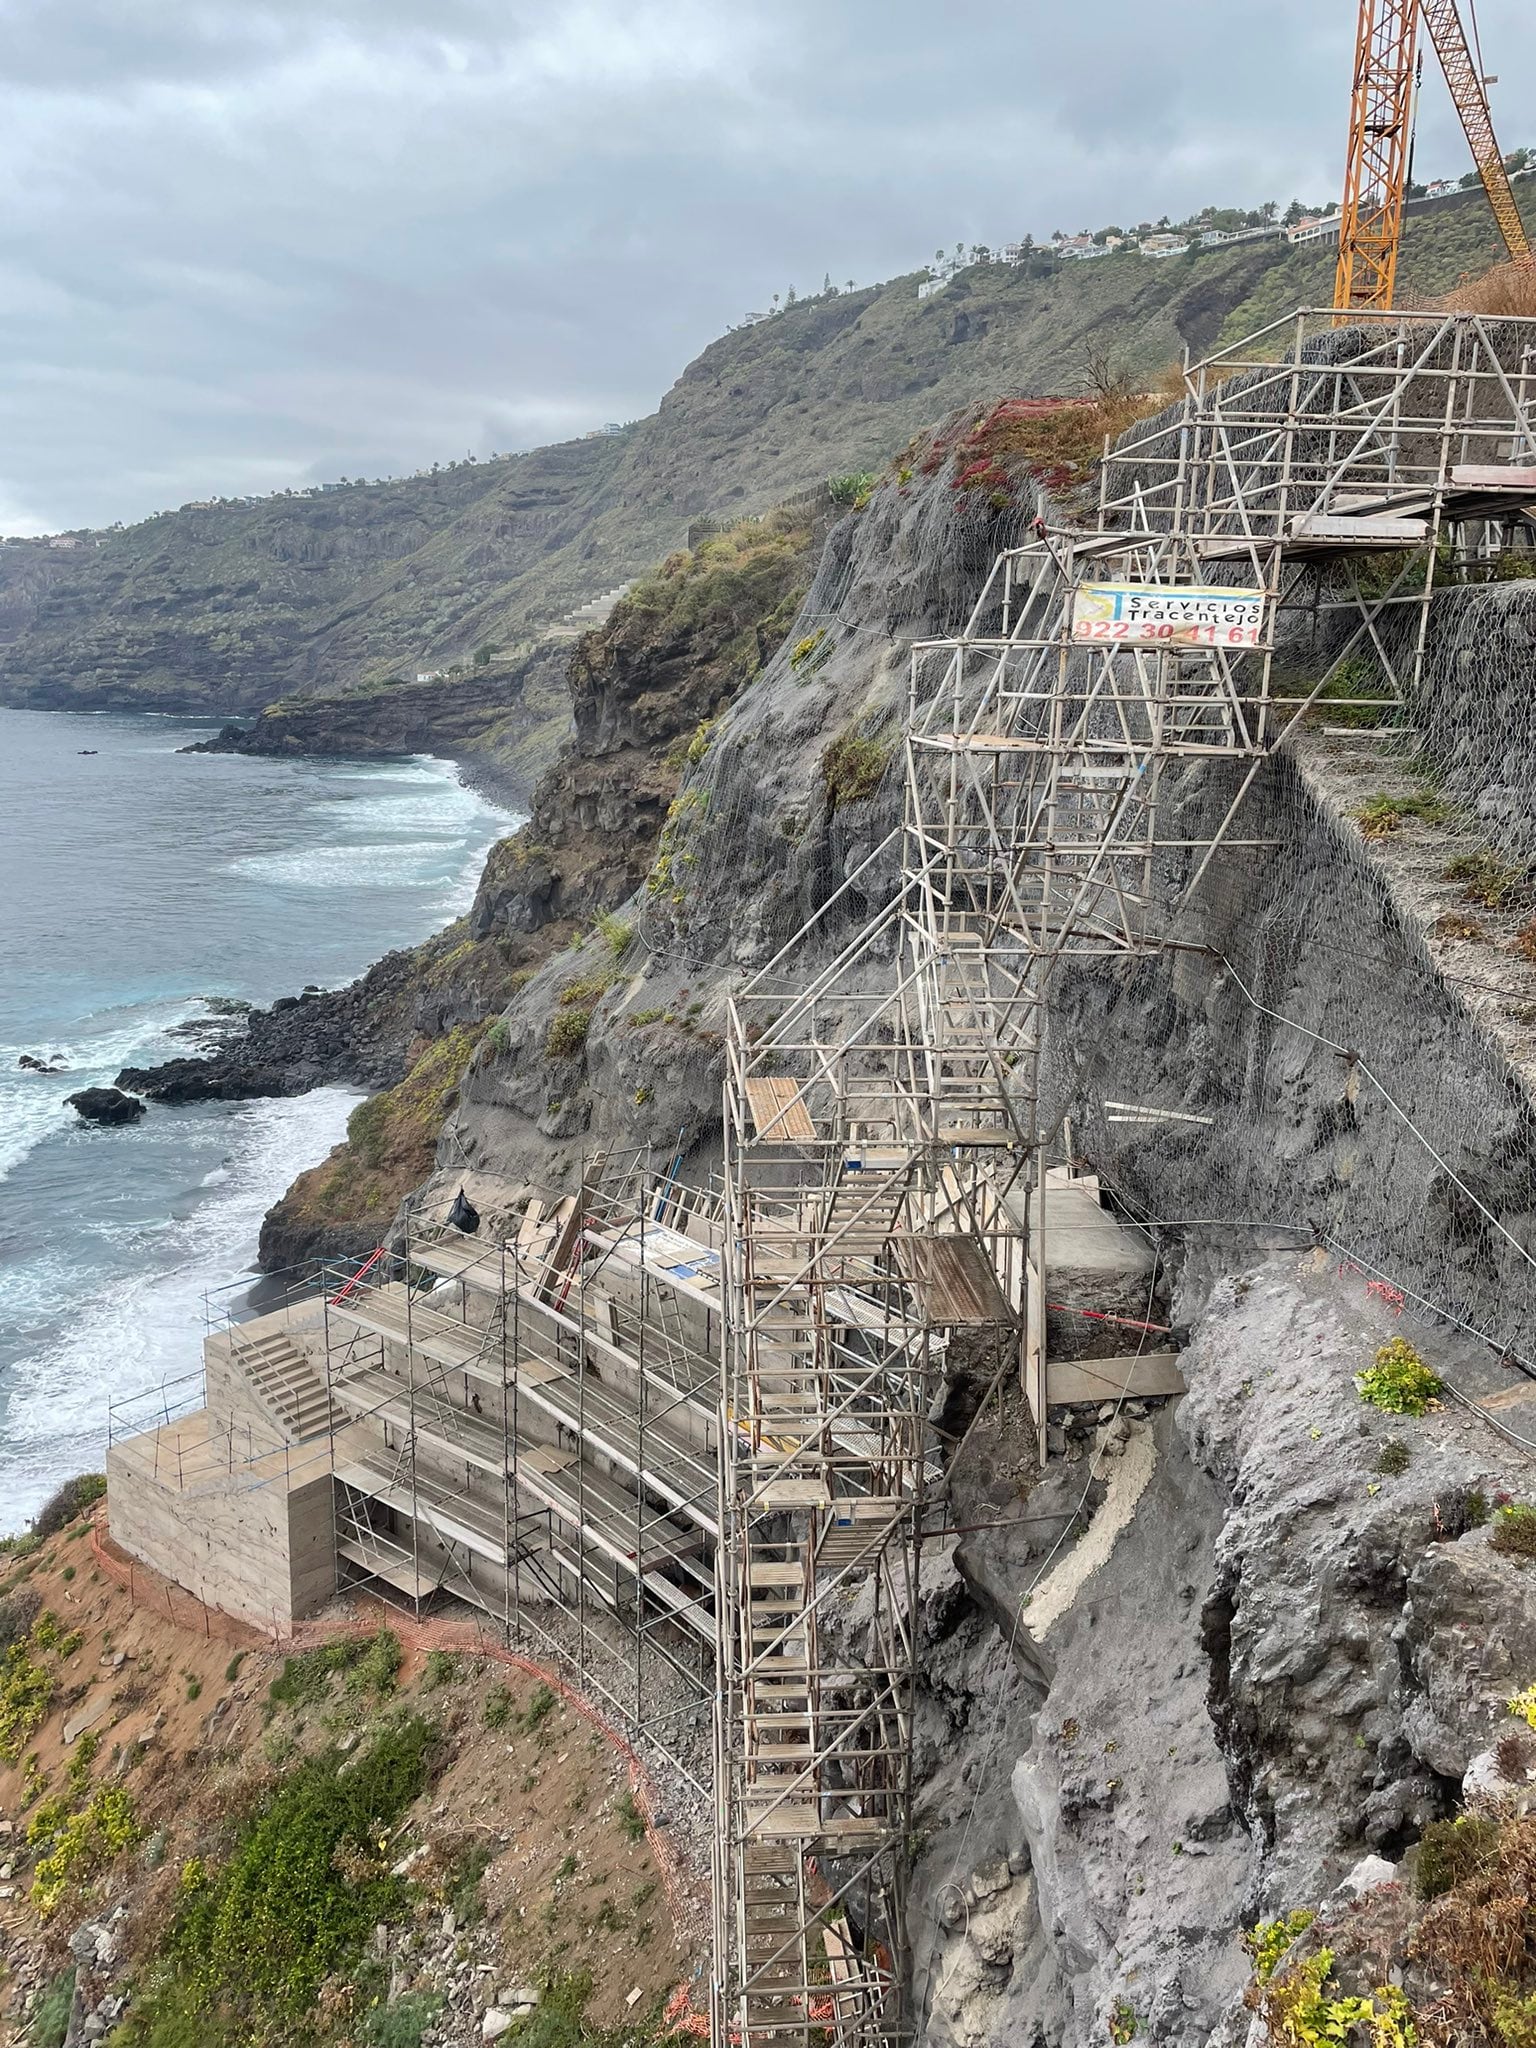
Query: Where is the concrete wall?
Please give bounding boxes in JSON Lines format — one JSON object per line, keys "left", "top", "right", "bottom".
{"left": 106, "top": 1414, "right": 337, "bottom": 1628}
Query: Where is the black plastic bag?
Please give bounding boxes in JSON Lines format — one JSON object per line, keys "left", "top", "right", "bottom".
{"left": 447, "top": 1186, "right": 480, "bottom": 1235}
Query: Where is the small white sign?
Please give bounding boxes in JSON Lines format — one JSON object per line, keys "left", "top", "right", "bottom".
{"left": 1071, "top": 581, "right": 1266, "bottom": 648}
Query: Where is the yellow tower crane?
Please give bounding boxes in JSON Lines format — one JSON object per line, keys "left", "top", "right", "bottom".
{"left": 1335, "top": 0, "right": 1532, "bottom": 317}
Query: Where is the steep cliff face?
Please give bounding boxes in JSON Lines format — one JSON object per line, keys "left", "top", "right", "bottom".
{"left": 466, "top": 502, "right": 820, "bottom": 945}
{"left": 900, "top": 1253, "right": 1536, "bottom": 2045}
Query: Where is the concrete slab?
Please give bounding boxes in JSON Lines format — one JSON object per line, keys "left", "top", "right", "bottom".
{"left": 1047, "top": 1352, "right": 1187, "bottom": 1405}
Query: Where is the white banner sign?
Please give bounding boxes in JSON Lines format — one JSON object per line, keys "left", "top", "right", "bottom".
{"left": 1071, "top": 582, "right": 1266, "bottom": 648}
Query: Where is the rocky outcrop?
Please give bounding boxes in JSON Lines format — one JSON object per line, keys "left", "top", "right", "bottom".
{"left": 183, "top": 641, "right": 573, "bottom": 802}
{"left": 890, "top": 1253, "right": 1536, "bottom": 2045}
{"left": 66, "top": 1087, "right": 145, "bottom": 1125}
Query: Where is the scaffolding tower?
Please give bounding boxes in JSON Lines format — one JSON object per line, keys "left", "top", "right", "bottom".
{"left": 715, "top": 306, "right": 1536, "bottom": 2047}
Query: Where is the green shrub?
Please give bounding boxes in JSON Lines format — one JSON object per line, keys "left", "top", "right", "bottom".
{"left": 225, "top": 1652, "right": 246, "bottom": 1685}
{"left": 614, "top": 1789, "right": 645, "bottom": 1842}
{"left": 1357, "top": 791, "right": 1453, "bottom": 839}
{"left": 33, "top": 1474, "right": 107, "bottom": 1540}
{"left": 559, "top": 974, "right": 612, "bottom": 1010}
{"left": 361, "top": 1993, "right": 444, "bottom": 2048}
{"left": 0, "top": 1639, "right": 53, "bottom": 1765}
{"left": 828, "top": 472, "right": 877, "bottom": 508}
{"left": 31, "top": 1970, "right": 75, "bottom": 2048}
{"left": 422, "top": 1649, "right": 461, "bottom": 1691}
{"left": 822, "top": 730, "right": 891, "bottom": 809}
{"left": 1356, "top": 1337, "right": 1443, "bottom": 1416}
{"left": 28, "top": 1786, "right": 140, "bottom": 1916}
{"left": 1417, "top": 1813, "right": 1501, "bottom": 1898}
{"left": 628, "top": 1009, "right": 663, "bottom": 1029}
{"left": 592, "top": 911, "right": 633, "bottom": 959}
{"left": 483, "top": 1685, "right": 513, "bottom": 1730}
{"left": 1492, "top": 1504, "right": 1536, "bottom": 1559}
{"left": 267, "top": 1629, "right": 399, "bottom": 1711}
{"left": 1244, "top": 1909, "right": 1316, "bottom": 1985}
{"left": 485, "top": 1018, "right": 511, "bottom": 1056}
{"left": 447, "top": 1841, "right": 494, "bottom": 1925}
{"left": 522, "top": 1683, "right": 557, "bottom": 1734}
{"left": 546, "top": 1009, "right": 592, "bottom": 1060}
{"left": 789, "top": 630, "right": 826, "bottom": 672}
{"left": 119, "top": 1718, "right": 436, "bottom": 2042}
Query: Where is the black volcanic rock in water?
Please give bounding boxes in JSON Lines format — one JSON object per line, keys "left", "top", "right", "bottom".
{"left": 66, "top": 1086, "right": 146, "bottom": 1125}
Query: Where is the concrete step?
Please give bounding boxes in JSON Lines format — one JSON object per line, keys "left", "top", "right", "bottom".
{"left": 234, "top": 1331, "right": 331, "bottom": 1443}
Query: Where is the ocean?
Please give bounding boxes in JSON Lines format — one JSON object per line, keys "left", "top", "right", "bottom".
{"left": 0, "top": 707, "right": 517, "bottom": 1532}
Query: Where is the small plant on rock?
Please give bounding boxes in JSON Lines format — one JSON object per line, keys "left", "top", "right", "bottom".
{"left": 1417, "top": 1813, "right": 1501, "bottom": 1897}
{"left": 1108, "top": 1997, "right": 1138, "bottom": 2043}
{"left": 615, "top": 1788, "right": 646, "bottom": 1841}
{"left": 822, "top": 729, "right": 892, "bottom": 809}
{"left": 789, "top": 629, "right": 828, "bottom": 675}
{"left": 592, "top": 910, "right": 633, "bottom": 959}
{"left": 1357, "top": 792, "right": 1452, "bottom": 840}
{"left": 1491, "top": 1503, "right": 1536, "bottom": 1559}
{"left": 1244, "top": 1910, "right": 1318, "bottom": 1984}
{"left": 546, "top": 1007, "right": 592, "bottom": 1060}
{"left": 1356, "top": 1337, "right": 1442, "bottom": 1416}
{"left": 1376, "top": 1439, "right": 1412, "bottom": 1476}
{"left": 1446, "top": 849, "right": 1526, "bottom": 909}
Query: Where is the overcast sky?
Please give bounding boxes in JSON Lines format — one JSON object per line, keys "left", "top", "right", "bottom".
{"left": 2, "top": 0, "right": 1531, "bottom": 534}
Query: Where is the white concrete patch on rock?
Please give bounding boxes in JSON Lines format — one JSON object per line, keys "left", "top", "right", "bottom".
{"left": 1023, "top": 1421, "right": 1157, "bottom": 1641}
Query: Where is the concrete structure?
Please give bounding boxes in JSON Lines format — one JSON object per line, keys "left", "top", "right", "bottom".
{"left": 105, "top": 1297, "right": 348, "bottom": 1630}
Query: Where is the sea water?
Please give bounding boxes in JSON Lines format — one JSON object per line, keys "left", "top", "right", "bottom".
{"left": 0, "top": 707, "right": 517, "bottom": 1531}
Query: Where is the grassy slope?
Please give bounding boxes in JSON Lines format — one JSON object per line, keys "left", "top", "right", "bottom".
{"left": 0, "top": 182, "right": 1526, "bottom": 723}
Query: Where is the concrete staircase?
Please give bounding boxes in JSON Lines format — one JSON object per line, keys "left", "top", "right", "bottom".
{"left": 544, "top": 582, "right": 633, "bottom": 641}
{"left": 231, "top": 1328, "right": 331, "bottom": 1442}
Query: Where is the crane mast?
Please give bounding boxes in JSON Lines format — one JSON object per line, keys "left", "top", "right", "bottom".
{"left": 1335, "top": 0, "right": 1531, "bottom": 317}
{"left": 1419, "top": 0, "right": 1533, "bottom": 271}
{"left": 1335, "top": 0, "right": 1420, "bottom": 315}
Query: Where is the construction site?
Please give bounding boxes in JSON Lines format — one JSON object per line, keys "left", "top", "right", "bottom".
{"left": 93, "top": 5, "right": 1536, "bottom": 2044}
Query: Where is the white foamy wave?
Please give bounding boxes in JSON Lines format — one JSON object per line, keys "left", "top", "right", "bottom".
{"left": 309, "top": 792, "right": 483, "bottom": 828}
{"left": 0, "top": 1086, "right": 360, "bottom": 1531}
{"left": 226, "top": 839, "right": 464, "bottom": 889}
{"left": 0, "top": 998, "right": 207, "bottom": 1182}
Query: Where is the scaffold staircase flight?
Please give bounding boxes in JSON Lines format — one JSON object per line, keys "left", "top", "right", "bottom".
{"left": 715, "top": 307, "right": 1536, "bottom": 2046}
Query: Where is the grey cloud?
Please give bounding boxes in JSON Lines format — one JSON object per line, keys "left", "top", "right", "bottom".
{"left": 0, "top": 0, "right": 1531, "bottom": 531}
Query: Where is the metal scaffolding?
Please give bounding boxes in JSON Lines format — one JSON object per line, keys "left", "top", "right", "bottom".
{"left": 714, "top": 306, "right": 1536, "bottom": 2047}
{"left": 323, "top": 1162, "right": 722, "bottom": 1791}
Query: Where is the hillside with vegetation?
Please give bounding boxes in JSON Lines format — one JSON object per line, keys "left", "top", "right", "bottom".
{"left": 0, "top": 1486, "right": 702, "bottom": 2048}
{"left": 0, "top": 181, "right": 1527, "bottom": 769}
